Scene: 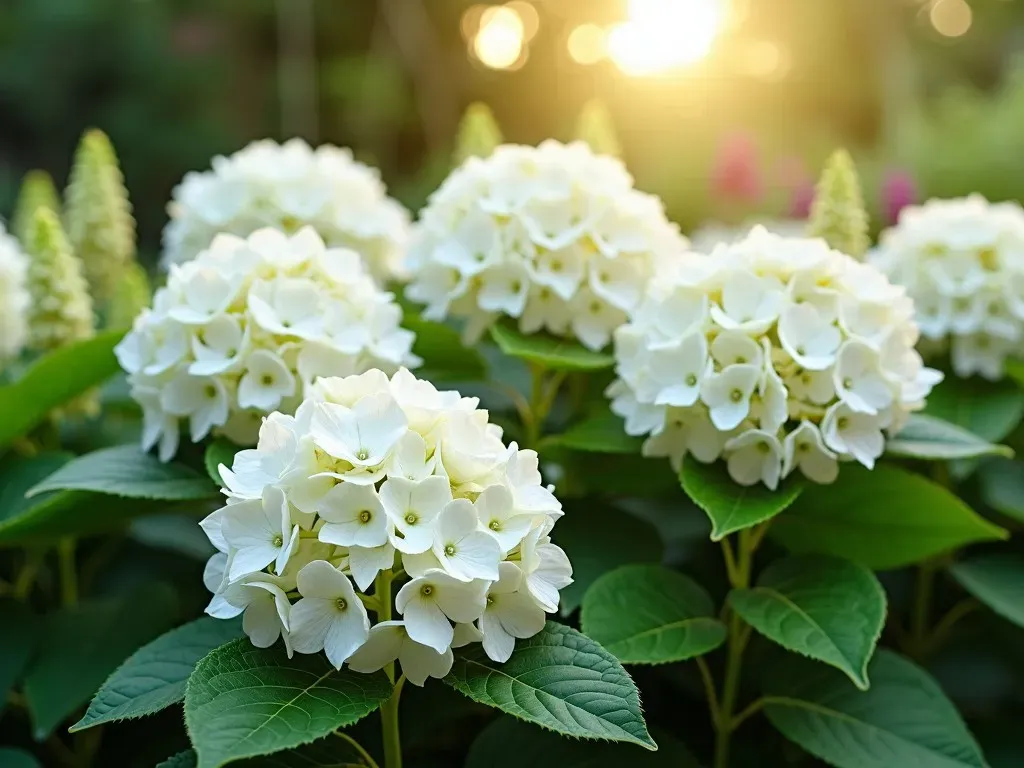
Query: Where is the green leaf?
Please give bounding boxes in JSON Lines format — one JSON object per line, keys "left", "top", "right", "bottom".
{"left": 157, "top": 741, "right": 369, "bottom": 768}
{"left": 544, "top": 411, "right": 643, "bottom": 455}
{"left": 22, "top": 583, "right": 178, "bottom": 739}
{"left": 729, "top": 555, "right": 885, "bottom": 689}
{"left": 444, "top": 621, "right": 656, "bottom": 751}
{"left": 467, "top": 717, "right": 698, "bottom": 767}
{"left": 0, "top": 600, "right": 38, "bottom": 712}
{"left": 184, "top": 638, "right": 392, "bottom": 768}
{"left": 0, "top": 328, "right": 126, "bottom": 448}
{"left": 885, "top": 414, "right": 1012, "bottom": 461}
{"left": 205, "top": 439, "right": 242, "bottom": 487}
{"left": 0, "top": 749, "right": 42, "bottom": 768}
{"left": 0, "top": 453, "right": 166, "bottom": 547}
{"left": 405, "top": 314, "right": 487, "bottom": 381}
{"left": 489, "top": 322, "right": 614, "bottom": 371}
{"left": 763, "top": 649, "right": 987, "bottom": 768}
{"left": 925, "top": 375, "right": 1024, "bottom": 443}
{"left": 157, "top": 753, "right": 197, "bottom": 768}
{"left": 27, "top": 444, "right": 216, "bottom": 500}
{"left": 977, "top": 458, "right": 1024, "bottom": 523}
{"left": 581, "top": 564, "right": 726, "bottom": 664}
{"left": 71, "top": 616, "right": 244, "bottom": 732}
{"left": 553, "top": 502, "right": 663, "bottom": 615}
{"left": 949, "top": 554, "right": 1024, "bottom": 630}
{"left": 771, "top": 465, "right": 1007, "bottom": 570}
{"left": 680, "top": 460, "right": 804, "bottom": 541}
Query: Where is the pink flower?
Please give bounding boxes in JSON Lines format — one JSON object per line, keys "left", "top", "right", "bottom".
{"left": 881, "top": 169, "right": 917, "bottom": 225}
{"left": 711, "top": 134, "right": 762, "bottom": 204}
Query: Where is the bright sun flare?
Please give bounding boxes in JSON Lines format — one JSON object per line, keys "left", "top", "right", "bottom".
{"left": 608, "top": 0, "right": 725, "bottom": 76}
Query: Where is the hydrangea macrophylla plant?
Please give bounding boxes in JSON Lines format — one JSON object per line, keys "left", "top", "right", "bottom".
{"left": 0, "top": 223, "right": 30, "bottom": 361}
{"left": 116, "top": 227, "right": 419, "bottom": 460}
{"left": 405, "top": 140, "right": 686, "bottom": 351}
{"left": 199, "top": 367, "right": 572, "bottom": 682}
{"left": 687, "top": 219, "right": 807, "bottom": 255}
{"left": 161, "top": 138, "right": 410, "bottom": 283}
{"left": 608, "top": 226, "right": 942, "bottom": 488}
{"left": 869, "top": 195, "right": 1024, "bottom": 380}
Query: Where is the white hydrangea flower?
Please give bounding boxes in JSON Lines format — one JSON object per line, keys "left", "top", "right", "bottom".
{"left": 117, "top": 227, "right": 419, "bottom": 460}
{"left": 609, "top": 227, "right": 942, "bottom": 489}
{"left": 688, "top": 219, "right": 807, "bottom": 255}
{"left": 161, "top": 138, "right": 410, "bottom": 283}
{"left": 199, "top": 368, "right": 572, "bottom": 681}
{"left": 870, "top": 194, "right": 1024, "bottom": 380}
{"left": 405, "top": 140, "right": 686, "bottom": 351}
{"left": 0, "top": 224, "right": 29, "bottom": 361}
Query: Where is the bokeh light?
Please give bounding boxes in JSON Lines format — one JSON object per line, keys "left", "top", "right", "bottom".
{"left": 507, "top": 1, "right": 540, "bottom": 42}
{"left": 473, "top": 6, "right": 526, "bottom": 70}
{"left": 607, "top": 0, "right": 725, "bottom": 76}
{"left": 567, "top": 23, "right": 607, "bottom": 66}
{"left": 930, "top": 0, "right": 973, "bottom": 38}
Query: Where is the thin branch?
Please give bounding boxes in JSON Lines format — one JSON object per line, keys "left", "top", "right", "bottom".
{"left": 333, "top": 730, "right": 380, "bottom": 768}
{"left": 695, "top": 657, "right": 720, "bottom": 728}
{"left": 730, "top": 697, "right": 765, "bottom": 731}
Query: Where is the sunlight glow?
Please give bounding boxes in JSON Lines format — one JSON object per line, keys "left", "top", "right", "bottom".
{"left": 608, "top": 0, "right": 725, "bottom": 76}
{"left": 473, "top": 7, "right": 525, "bottom": 70}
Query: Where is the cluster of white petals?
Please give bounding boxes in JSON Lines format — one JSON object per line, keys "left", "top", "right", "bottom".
{"left": 687, "top": 219, "right": 807, "bottom": 255}
{"left": 161, "top": 139, "right": 410, "bottom": 283}
{"left": 200, "top": 368, "right": 572, "bottom": 684}
{"left": 870, "top": 195, "right": 1024, "bottom": 380}
{"left": 406, "top": 140, "right": 686, "bottom": 350}
{"left": 0, "top": 224, "right": 29, "bottom": 361}
{"left": 608, "top": 227, "right": 942, "bottom": 488}
{"left": 117, "top": 227, "right": 418, "bottom": 460}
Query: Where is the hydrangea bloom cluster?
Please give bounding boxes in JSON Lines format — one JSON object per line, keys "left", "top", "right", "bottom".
{"left": 0, "top": 224, "right": 29, "bottom": 361}
{"left": 869, "top": 195, "right": 1024, "bottom": 380}
{"left": 406, "top": 140, "right": 686, "bottom": 350}
{"left": 608, "top": 227, "right": 942, "bottom": 488}
{"left": 200, "top": 369, "right": 572, "bottom": 684}
{"left": 116, "top": 227, "right": 418, "bottom": 460}
{"left": 161, "top": 139, "right": 410, "bottom": 283}
{"left": 687, "top": 219, "right": 807, "bottom": 255}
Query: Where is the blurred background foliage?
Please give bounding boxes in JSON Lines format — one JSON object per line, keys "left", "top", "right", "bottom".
{"left": 2, "top": 0, "right": 1024, "bottom": 265}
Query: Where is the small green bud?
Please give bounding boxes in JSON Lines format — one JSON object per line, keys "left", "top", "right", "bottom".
{"left": 25, "top": 208, "right": 94, "bottom": 353}
{"left": 574, "top": 98, "right": 622, "bottom": 159}
{"left": 65, "top": 128, "right": 137, "bottom": 309}
{"left": 453, "top": 102, "right": 503, "bottom": 166}
{"left": 807, "top": 148, "right": 870, "bottom": 259}
{"left": 12, "top": 170, "right": 61, "bottom": 248}
{"left": 105, "top": 261, "right": 151, "bottom": 331}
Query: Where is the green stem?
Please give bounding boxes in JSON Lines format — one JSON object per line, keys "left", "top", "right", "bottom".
{"left": 375, "top": 569, "right": 403, "bottom": 768}
{"left": 925, "top": 598, "right": 978, "bottom": 656}
{"left": 13, "top": 548, "right": 44, "bottom": 600}
{"left": 714, "top": 526, "right": 760, "bottom": 768}
{"left": 334, "top": 730, "right": 381, "bottom": 768}
{"left": 58, "top": 538, "right": 78, "bottom": 607}
{"left": 908, "top": 556, "right": 944, "bottom": 660}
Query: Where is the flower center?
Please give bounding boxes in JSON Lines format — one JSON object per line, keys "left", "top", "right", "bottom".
{"left": 420, "top": 585, "right": 434, "bottom": 598}
{"left": 842, "top": 377, "right": 853, "bottom": 389}
{"left": 685, "top": 374, "right": 698, "bottom": 387}
{"left": 335, "top": 597, "right": 348, "bottom": 612}
{"left": 757, "top": 442, "right": 770, "bottom": 454}
{"left": 729, "top": 388, "right": 743, "bottom": 403}
{"left": 589, "top": 300, "right": 601, "bottom": 314}
{"left": 444, "top": 544, "right": 456, "bottom": 556}
{"left": 359, "top": 510, "right": 372, "bottom": 524}
{"left": 405, "top": 512, "right": 419, "bottom": 526}
{"left": 798, "top": 441, "right": 811, "bottom": 453}
{"left": 486, "top": 595, "right": 495, "bottom": 606}
{"left": 837, "top": 417, "right": 850, "bottom": 430}
{"left": 550, "top": 259, "right": 563, "bottom": 272}
{"left": 261, "top": 373, "right": 274, "bottom": 386}
{"left": 488, "top": 519, "right": 501, "bottom": 531}
{"left": 510, "top": 280, "right": 523, "bottom": 293}
{"left": 272, "top": 534, "right": 284, "bottom": 548}
{"left": 204, "top": 385, "right": 217, "bottom": 399}
{"left": 356, "top": 448, "right": 369, "bottom": 461}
